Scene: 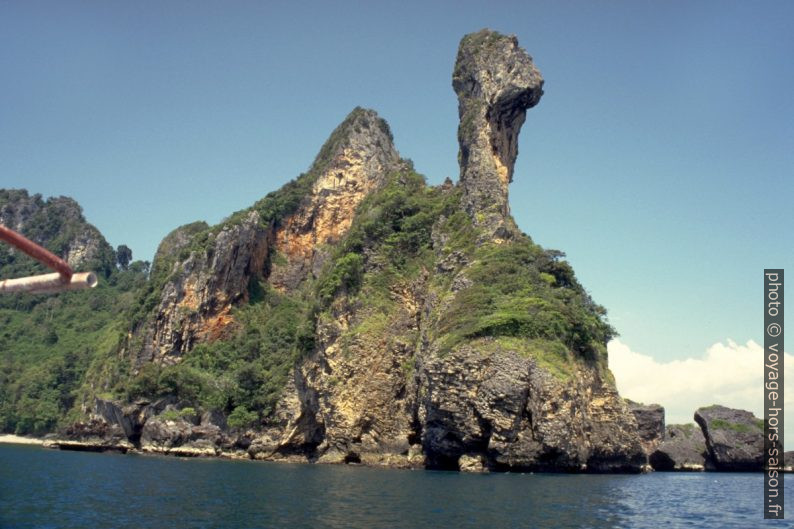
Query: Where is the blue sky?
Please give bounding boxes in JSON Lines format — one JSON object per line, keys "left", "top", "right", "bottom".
{"left": 1, "top": 0, "right": 792, "bottom": 403}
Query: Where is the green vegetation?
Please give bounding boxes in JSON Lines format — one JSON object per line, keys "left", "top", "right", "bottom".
{"left": 0, "top": 190, "right": 117, "bottom": 278}
{"left": 318, "top": 167, "right": 457, "bottom": 357}
{"left": 0, "top": 267, "right": 148, "bottom": 435}
{"left": 674, "top": 423, "right": 697, "bottom": 433}
{"left": 318, "top": 252, "right": 364, "bottom": 304}
{"left": 158, "top": 407, "right": 196, "bottom": 422}
{"left": 475, "top": 336, "right": 576, "bottom": 380}
{"left": 332, "top": 167, "right": 458, "bottom": 278}
{"left": 227, "top": 406, "right": 258, "bottom": 429}
{"left": 433, "top": 238, "right": 613, "bottom": 366}
{"left": 315, "top": 164, "right": 611, "bottom": 381}
{"left": 122, "top": 283, "right": 315, "bottom": 422}
{"left": 0, "top": 189, "right": 148, "bottom": 435}
{"left": 710, "top": 418, "right": 763, "bottom": 434}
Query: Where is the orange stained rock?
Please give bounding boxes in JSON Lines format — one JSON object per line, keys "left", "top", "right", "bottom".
{"left": 199, "top": 307, "right": 237, "bottom": 343}
{"left": 273, "top": 148, "right": 384, "bottom": 286}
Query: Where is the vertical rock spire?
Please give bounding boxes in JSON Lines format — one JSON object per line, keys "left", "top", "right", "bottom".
{"left": 453, "top": 29, "right": 543, "bottom": 236}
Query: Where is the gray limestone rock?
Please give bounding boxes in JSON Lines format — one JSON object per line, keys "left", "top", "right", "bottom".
{"left": 649, "top": 424, "right": 710, "bottom": 471}
{"left": 137, "top": 210, "right": 269, "bottom": 366}
{"left": 417, "top": 342, "right": 645, "bottom": 473}
{"left": 695, "top": 405, "right": 763, "bottom": 471}
{"left": 453, "top": 29, "right": 543, "bottom": 236}
{"left": 626, "top": 400, "right": 665, "bottom": 455}
{"left": 140, "top": 409, "right": 224, "bottom": 456}
{"left": 47, "top": 418, "right": 133, "bottom": 453}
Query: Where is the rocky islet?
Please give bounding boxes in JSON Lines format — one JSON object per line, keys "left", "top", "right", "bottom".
{"left": 2, "top": 29, "right": 781, "bottom": 475}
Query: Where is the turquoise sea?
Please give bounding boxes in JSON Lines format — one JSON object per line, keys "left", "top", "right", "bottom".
{"left": 1, "top": 443, "right": 792, "bottom": 528}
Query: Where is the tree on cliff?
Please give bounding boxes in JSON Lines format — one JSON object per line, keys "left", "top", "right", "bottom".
{"left": 116, "top": 245, "right": 132, "bottom": 270}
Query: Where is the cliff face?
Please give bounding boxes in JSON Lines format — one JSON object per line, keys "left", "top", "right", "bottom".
{"left": 269, "top": 109, "right": 401, "bottom": 290}
{"left": 132, "top": 109, "right": 400, "bottom": 367}
{"left": 137, "top": 213, "right": 270, "bottom": 366}
{"left": 627, "top": 400, "right": 665, "bottom": 455}
{"left": 62, "top": 30, "right": 645, "bottom": 472}
{"left": 415, "top": 343, "right": 643, "bottom": 471}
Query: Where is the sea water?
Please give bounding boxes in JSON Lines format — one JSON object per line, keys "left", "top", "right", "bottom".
{"left": 1, "top": 444, "right": 792, "bottom": 528}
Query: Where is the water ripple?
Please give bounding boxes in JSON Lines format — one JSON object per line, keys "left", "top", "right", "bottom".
{"left": 1, "top": 445, "right": 792, "bottom": 528}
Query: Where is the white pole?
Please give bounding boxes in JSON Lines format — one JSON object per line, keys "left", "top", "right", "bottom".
{"left": 0, "top": 272, "right": 98, "bottom": 294}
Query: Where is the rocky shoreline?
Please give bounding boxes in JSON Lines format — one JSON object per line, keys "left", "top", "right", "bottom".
{"left": 29, "top": 397, "right": 789, "bottom": 474}
{"left": 632, "top": 403, "right": 792, "bottom": 473}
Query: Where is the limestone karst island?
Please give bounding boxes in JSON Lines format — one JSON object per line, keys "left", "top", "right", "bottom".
{"left": 0, "top": 30, "right": 772, "bottom": 474}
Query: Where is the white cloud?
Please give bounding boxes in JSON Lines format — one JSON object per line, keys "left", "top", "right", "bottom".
{"left": 608, "top": 339, "right": 793, "bottom": 446}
